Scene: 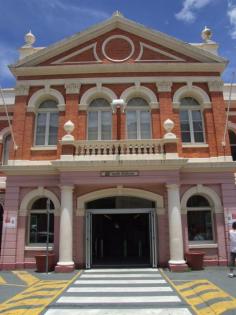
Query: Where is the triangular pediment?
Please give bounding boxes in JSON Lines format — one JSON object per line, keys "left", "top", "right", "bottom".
{"left": 11, "top": 13, "right": 227, "bottom": 73}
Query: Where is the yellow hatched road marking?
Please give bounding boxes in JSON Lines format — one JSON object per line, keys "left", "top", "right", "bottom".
{"left": 177, "top": 280, "right": 209, "bottom": 290}
{"left": 12, "top": 271, "right": 39, "bottom": 286}
{"left": 181, "top": 284, "right": 218, "bottom": 297}
{"left": 0, "top": 275, "right": 6, "bottom": 285}
{"left": 0, "top": 270, "right": 81, "bottom": 315}
{"left": 160, "top": 270, "right": 236, "bottom": 315}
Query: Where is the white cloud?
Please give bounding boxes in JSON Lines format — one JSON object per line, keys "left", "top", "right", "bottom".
{"left": 175, "top": 0, "right": 213, "bottom": 23}
{"left": 228, "top": 3, "right": 236, "bottom": 39}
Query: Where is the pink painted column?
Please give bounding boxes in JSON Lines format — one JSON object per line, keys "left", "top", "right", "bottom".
{"left": 15, "top": 215, "right": 27, "bottom": 268}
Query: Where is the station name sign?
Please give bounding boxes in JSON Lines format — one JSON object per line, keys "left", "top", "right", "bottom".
{"left": 100, "top": 171, "right": 139, "bottom": 177}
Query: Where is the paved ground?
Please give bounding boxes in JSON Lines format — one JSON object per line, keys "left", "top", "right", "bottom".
{"left": 0, "top": 267, "right": 235, "bottom": 314}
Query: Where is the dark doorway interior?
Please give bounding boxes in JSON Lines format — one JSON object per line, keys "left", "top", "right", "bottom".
{"left": 92, "top": 213, "right": 150, "bottom": 267}
{"left": 0, "top": 204, "right": 3, "bottom": 253}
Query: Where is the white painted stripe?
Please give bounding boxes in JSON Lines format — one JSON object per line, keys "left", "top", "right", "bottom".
{"left": 81, "top": 274, "right": 162, "bottom": 278}
{"left": 67, "top": 286, "right": 173, "bottom": 293}
{"left": 74, "top": 279, "right": 167, "bottom": 284}
{"left": 45, "top": 308, "right": 192, "bottom": 315}
{"left": 84, "top": 268, "right": 157, "bottom": 273}
{"left": 57, "top": 295, "right": 181, "bottom": 304}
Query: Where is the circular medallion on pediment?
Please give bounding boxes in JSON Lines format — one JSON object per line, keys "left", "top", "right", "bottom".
{"left": 102, "top": 35, "right": 134, "bottom": 62}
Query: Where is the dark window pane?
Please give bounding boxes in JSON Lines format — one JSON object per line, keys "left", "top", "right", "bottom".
{"left": 180, "top": 97, "right": 200, "bottom": 106}
{"left": 192, "top": 110, "right": 202, "bottom": 121}
{"left": 181, "top": 132, "right": 191, "bottom": 143}
{"left": 35, "top": 113, "right": 47, "bottom": 145}
{"left": 31, "top": 198, "right": 54, "bottom": 210}
{"left": 180, "top": 110, "right": 189, "bottom": 120}
{"left": 29, "top": 213, "right": 54, "bottom": 243}
{"left": 39, "top": 100, "right": 58, "bottom": 109}
{"left": 193, "top": 121, "right": 203, "bottom": 132}
{"left": 187, "top": 195, "right": 210, "bottom": 207}
{"left": 127, "top": 98, "right": 149, "bottom": 107}
{"left": 181, "top": 121, "right": 190, "bottom": 132}
{"left": 48, "top": 113, "right": 58, "bottom": 145}
{"left": 187, "top": 210, "right": 213, "bottom": 241}
{"left": 89, "top": 98, "right": 110, "bottom": 108}
{"left": 194, "top": 132, "right": 204, "bottom": 142}
{"left": 88, "top": 111, "right": 98, "bottom": 140}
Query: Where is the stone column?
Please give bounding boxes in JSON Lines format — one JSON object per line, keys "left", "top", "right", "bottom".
{"left": 166, "top": 184, "right": 187, "bottom": 271}
{"left": 55, "top": 185, "right": 74, "bottom": 272}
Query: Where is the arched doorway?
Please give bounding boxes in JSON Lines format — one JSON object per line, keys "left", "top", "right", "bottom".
{"left": 85, "top": 196, "right": 157, "bottom": 268}
{"left": 0, "top": 204, "right": 3, "bottom": 253}
{"left": 229, "top": 130, "right": 236, "bottom": 161}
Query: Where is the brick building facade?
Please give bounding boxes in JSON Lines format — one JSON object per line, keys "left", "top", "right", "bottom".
{"left": 0, "top": 12, "right": 236, "bottom": 271}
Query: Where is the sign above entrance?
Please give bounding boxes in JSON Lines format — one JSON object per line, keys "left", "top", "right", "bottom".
{"left": 100, "top": 171, "right": 139, "bottom": 177}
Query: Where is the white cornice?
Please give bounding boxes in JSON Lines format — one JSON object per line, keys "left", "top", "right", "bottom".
{"left": 10, "top": 62, "right": 226, "bottom": 77}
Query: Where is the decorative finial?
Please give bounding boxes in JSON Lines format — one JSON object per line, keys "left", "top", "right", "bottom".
{"left": 24, "top": 30, "right": 36, "bottom": 47}
{"left": 201, "top": 26, "right": 212, "bottom": 42}
{"left": 112, "top": 10, "right": 124, "bottom": 17}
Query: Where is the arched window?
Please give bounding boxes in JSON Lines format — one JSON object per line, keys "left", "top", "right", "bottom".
{"left": 87, "top": 98, "right": 112, "bottom": 140}
{"left": 180, "top": 97, "right": 204, "bottom": 143}
{"left": 2, "top": 133, "right": 11, "bottom": 165}
{"left": 35, "top": 100, "right": 58, "bottom": 146}
{"left": 29, "top": 198, "right": 54, "bottom": 244}
{"left": 229, "top": 130, "right": 236, "bottom": 161}
{"left": 126, "top": 97, "right": 151, "bottom": 139}
{"left": 187, "top": 195, "right": 213, "bottom": 242}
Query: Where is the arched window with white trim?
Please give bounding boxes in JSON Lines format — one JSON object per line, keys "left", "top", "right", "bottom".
{"left": 126, "top": 97, "right": 151, "bottom": 139}
{"left": 87, "top": 98, "right": 112, "bottom": 140}
{"left": 229, "top": 130, "right": 236, "bottom": 161}
{"left": 187, "top": 195, "right": 214, "bottom": 242}
{"left": 2, "top": 133, "right": 11, "bottom": 165}
{"left": 35, "top": 100, "right": 59, "bottom": 146}
{"left": 28, "top": 198, "right": 54, "bottom": 244}
{"left": 180, "top": 97, "right": 205, "bottom": 143}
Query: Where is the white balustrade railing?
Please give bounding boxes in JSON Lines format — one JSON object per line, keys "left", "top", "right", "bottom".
{"left": 61, "top": 139, "right": 177, "bottom": 156}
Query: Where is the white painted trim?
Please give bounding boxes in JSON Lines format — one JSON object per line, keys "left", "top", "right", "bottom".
{"left": 77, "top": 187, "right": 164, "bottom": 216}
{"left": 189, "top": 243, "right": 218, "bottom": 249}
{"left": 136, "top": 42, "right": 184, "bottom": 62}
{"left": 120, "top": 85, "right": 158, "bottom": 108}
{"left": 31, "top": 146, "right": 57, "bottom": 151}
{"left": 52, "top": 43, "right": 101, "bottom": 64}
{"left": 181, "top": 185, "right": 223, "bottom": 214}
{"left": 80, "top": 86, "right": 117, "bottom": 110}
{"left": 27, "top": 88, "right": 65, "bottom": 112}
{"left": 24, "top": 246, "right": 54, "bottom": 251}
{"left": 182, "top": 143, "right": 209, "bottom": 148}
{"left": 0, "top": 177, "right": 6, "bottom": 189}
{"left": 173, "top": 85, "right": 211, "bottom": 108}
{"left": 102, "top": 35, "right": 135, "bottom": 62}
{"left": 19, "top": 187, "right": 60, "bottom": 216}
{"left": 17, "top": 76, "right": 222, "bottom": 87}
{"left": 0, "top": 116, "right": 13, "bottom": 121}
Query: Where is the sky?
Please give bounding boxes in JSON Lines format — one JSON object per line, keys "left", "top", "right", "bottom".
{"left": 0, "top": 0, "right": 236, "bottom": 87}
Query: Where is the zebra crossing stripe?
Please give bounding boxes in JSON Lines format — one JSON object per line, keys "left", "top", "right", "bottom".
{"left": 74, "top": 279, "right": 167, "bottom": 284}
{"left": 80, "top": 273, "right": 162, "bottom": 278}
{"left": 67, "top": 286, "right": 173, "bottom": 293}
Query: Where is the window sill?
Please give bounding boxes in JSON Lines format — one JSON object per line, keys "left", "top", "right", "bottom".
{"left": 182, "top": 143, "right": 209, "bottom": 148}
{"left": 189, "top": 243, "right": 218, "bottom": 249}
{"left": 25, "top": 246, "right": 54, "bottom": 251}
{"left": 31, "top": 146, "right": 57, "bottom": 151}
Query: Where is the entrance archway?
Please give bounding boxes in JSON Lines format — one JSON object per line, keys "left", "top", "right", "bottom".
{"left": 85, "top": 196, "right": 157, "bottom": 268}
{"left": 0, "top": 204, "right": 3, "bottom": 253}
{"left": 229, "top": 130, "right": 236, "bottom": 161}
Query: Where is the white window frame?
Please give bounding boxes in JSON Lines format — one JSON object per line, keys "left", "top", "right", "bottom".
{"left": 180, "top": 100, "right": 205, "bottom": 144}
{"left": 28, "top": 207, "right": 54, "bottom": 246}
{"left": 34, "top": 102, "right": 59, "bottom": 146}
{"left": 126, "top": 98, "right": 152, "bottom": 140}
{"left": 87, "top": 99, "right": 112, "bottom": 141}
{"left": 187, "top": 206, "right": 215, "bottom": 245}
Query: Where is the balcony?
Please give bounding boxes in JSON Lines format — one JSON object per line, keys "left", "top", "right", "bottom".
{"left": 60, "top": 119, "right": 178, "bottom": 162}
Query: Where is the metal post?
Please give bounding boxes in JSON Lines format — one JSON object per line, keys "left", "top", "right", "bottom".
{"left": 46, "top": 198, "right": 50, "bottom": 274}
